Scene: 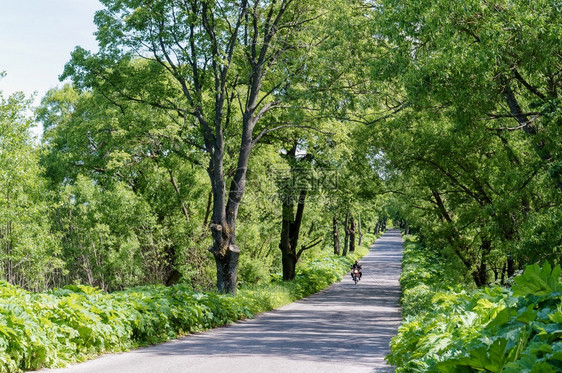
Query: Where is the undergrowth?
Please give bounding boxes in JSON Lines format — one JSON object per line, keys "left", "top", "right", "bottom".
{"left": 388, "top": 236, "right": 562, "bottom": 372}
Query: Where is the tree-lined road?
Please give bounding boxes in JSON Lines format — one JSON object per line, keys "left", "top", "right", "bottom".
{"left": 44, "top": 229, "right": 403, "bottom": 373}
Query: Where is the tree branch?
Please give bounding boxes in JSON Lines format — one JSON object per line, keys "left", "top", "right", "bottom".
{"left": 297, "top": 237, "right": 323, "bottom": 260}
{"left": 512, "top": 68, "right": 546, "bottom": 100}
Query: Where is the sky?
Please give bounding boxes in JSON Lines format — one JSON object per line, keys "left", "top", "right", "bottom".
{"left": 0, "top": 0, "right": 102, "bottom": 102}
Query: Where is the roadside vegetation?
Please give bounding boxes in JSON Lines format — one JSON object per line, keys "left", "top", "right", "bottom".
{"left": 388, "top": 237, "right": 562, "bottom": 372}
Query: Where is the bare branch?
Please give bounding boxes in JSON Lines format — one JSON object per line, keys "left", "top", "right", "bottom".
{"left": 484, "top": 114, "right": 541, "bottom": 131}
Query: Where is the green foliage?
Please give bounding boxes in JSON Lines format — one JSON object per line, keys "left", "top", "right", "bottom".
{"left": 238, "top": 255, "right": 274, "bottom": 287}
{"left": 399, "top": 237, "right": 470, "bottom": 316}
{"left": 388, "top": 238, "right": 562, "bottom": 372}
{"left": 53, "top": 175, "right": 172, "bottom": 291}
{"left": 0, "top": 89, "right": 63, "bottom": 290}
{"left": 0, "top": 243, "right": 368, "bottom": 372}
{"left": 512, "top": 263, "right": 562, "bottom": 298}
{"left": 38, "top": 85, "right": 215, "bottom": 290}
{"left": 366, "top": 0, "right": 562, "bottom": 287}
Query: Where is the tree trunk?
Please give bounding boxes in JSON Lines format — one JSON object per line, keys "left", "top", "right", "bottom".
{"left": 209, "top": 218, "right": 241, "bottom": 293}
{"left": 343, "top": 210, "right": 350, "bottom": 256}
{"left": 206, "top": 136, "right": 246, "bottom": 293}
{"left": 357, "top": 214, "right": 363, "bottom": 246}
{"left": 475, "top": 262, "right": 487, "bottom": 287}
{"left": 281, "top": 249, "right": 297, "bottom": 281}
{"left": 507, "top": 257, "right": 516, "bottom": 278}
{"left": 214, "top": 244, "right": 240, "bottom": 293}
{"left": 349, "top": 215, "right": 356, "bottom": 252}
{"left": 501, "top": 262, "right": 507, "bottom": 285}
{"left": 473, "top": 240, "right": 492, "bottom": 287}
{"left": 279, "top": 194, "right": 295, "bottom": 280}
{"left": 279, "top": 190, "right": 307, "bottom": 281}
{"left": 333, "top": 216, "right": 340, "bottom": 255}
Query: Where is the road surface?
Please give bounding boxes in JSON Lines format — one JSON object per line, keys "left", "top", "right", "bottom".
{"left": 42, "top": 229, "right": 403, "bottom": 373}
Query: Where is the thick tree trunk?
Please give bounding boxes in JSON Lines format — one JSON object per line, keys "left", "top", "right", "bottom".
{"left": 281, "top": 250, "right": 297, "bottom": 281}
{"left": 279, "top": 197, "right": 295, "bottom": 280}
{"left": 205, "top": 130, "right": 247, "bottom": 294}
{"left": 349, "top": 215, "right": 356, "bottom": 252}
{"left": 214, "top": 244, "right": 240, "bottom": 293}
{"left": 333, "top": 216, "right": 340, "bottom": 255}
{"left": 209, "top": 220, "right": 241, "bottom": 293}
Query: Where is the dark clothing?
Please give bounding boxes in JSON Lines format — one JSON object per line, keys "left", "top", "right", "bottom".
{"left": 351, "top": 263, "right": 362, "bottom": 279}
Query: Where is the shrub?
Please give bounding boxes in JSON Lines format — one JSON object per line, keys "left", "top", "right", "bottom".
{"left": 387, "top": 237, "right": 562, "bottom": 373}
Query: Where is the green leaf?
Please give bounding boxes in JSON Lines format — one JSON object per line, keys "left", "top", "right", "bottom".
{"left": 487, "top": 308, "right": 511, "bottom": 329}
{"left": 513, "top": 264, "right": 562, "bottom": 297}
{"left": 549, "top": 305, "right": 562, "bottom": 324}
{"left": 517, "top": 305, "right": 538, "bottom": 324}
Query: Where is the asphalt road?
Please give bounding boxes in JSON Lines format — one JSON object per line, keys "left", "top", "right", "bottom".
{"left": 42, "top": 229, "right": 403, "bottom": 373}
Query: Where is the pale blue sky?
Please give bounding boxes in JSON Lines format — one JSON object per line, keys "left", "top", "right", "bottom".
{"left": 0, "top": 0, "right": 102, "bottom": 101}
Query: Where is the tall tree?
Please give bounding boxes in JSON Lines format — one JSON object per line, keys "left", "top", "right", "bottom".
{"left": 62, "top": 0, "right": 332, "bottom": 293}
{"left": 332, "top": 216, "right": 340, "bottom": 255}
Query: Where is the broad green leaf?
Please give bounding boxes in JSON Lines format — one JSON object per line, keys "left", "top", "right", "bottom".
{"left": 513, "top": 264, "right": 562, "bottom": 297}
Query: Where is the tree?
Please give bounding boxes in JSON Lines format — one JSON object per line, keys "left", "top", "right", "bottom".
{"left": 371, "top": 0, "right": 562, "bottom": 186}
{"left": 358, "top": 0, "right": 562, "bottom": 285}
{"left": 62, "top": 0, "right": 334, "bottom": 293}
{"left": 0, "top": 83, "right": 62, "bottom": 290}
{"left": 38, "top": 84, "right": 214, "bottom": 289}
{"left": 276, "top": 140, "right": 322, "bottom": 280}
